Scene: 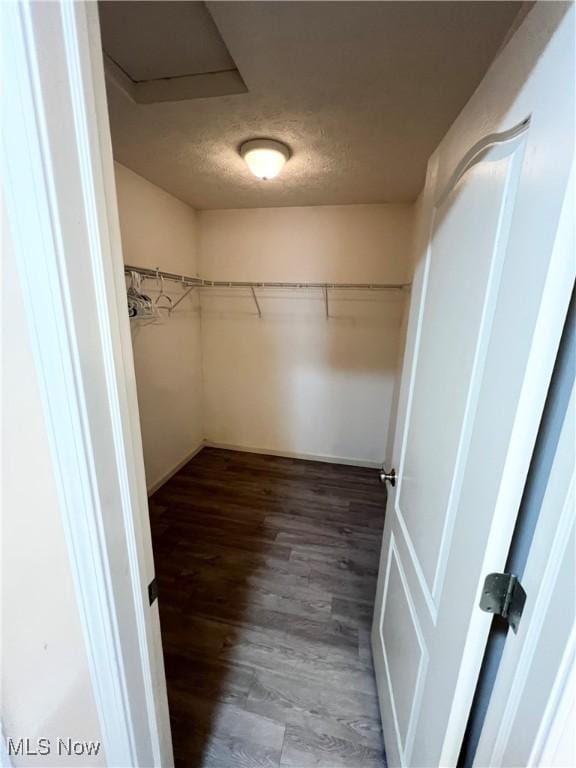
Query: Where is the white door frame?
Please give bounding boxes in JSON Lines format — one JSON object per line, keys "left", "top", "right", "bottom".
{"left": 2, "top": 2, "right": 171, "bottom": 764}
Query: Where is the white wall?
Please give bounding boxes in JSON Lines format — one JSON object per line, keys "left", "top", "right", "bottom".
{"left": 198, "top": 204, "right": 414, "bottom": 465}
{"left": 114, "top": 163, "right": 204, "bottom": 491}
{"left": 2, "top": 219, "right": 105, "bottom": 766}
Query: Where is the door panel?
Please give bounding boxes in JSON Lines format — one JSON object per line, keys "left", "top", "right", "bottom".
{"left": 371, "top": 5, "right": 575, "bottom": 767}
{"left": 379, "top": 534, "right": 428, "bottom": 754}
{"left": 399, "top": 132, "right": 526, "bottom": 606}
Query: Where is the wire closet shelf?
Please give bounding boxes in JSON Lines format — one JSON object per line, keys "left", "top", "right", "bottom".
{"left": 124, "top": 264, "right": 411, "bottom": 319}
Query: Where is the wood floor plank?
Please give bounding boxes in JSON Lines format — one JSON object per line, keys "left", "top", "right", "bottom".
{"left": 280, "top": 723, "right": 385, "bottom": 768}
{"left": 332, "top": 596, "right": 375, "bottom": 629}
{"left": 170, "top": 697, "right": 285, "bottom": 768}
{"left": 246, "top": 669, "right": 382, "bottom": 724}
{"left": 163, "top": 647, "right": 255, "bottom": 706}
{"left": 150, "top": 447, "right": 387, "bottom": 768}
{"left": 223, "top": 637, "right": 380, "bottom": 696}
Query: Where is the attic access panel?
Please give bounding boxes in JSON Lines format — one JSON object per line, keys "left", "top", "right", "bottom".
{"left": 98, "top": 0, "right": 247, "bottom": 103}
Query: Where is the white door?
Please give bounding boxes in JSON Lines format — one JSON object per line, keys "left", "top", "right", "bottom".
{"left": 474, "top": 379, "right": 575, "bottom": 768}
{"left": 371, "top": 5, "right": 575, "bottom": 767}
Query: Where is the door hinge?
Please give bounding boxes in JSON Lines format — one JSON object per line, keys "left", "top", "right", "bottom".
{"left": 479, "top": 573, "right": 526, "bottom": 633}
{"left": 148, "top": 577, "right": 158, "bottom": 606}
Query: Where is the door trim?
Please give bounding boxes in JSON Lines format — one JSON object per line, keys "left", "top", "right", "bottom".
{"left": 1, "top": 2, "right": 171, "bottom": 764}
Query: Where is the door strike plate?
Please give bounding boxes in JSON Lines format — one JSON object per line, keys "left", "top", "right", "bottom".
{"left": 479, "top": 573, "right": 526, "bottom": 633}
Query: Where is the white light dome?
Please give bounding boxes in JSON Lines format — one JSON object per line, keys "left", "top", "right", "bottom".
{"left": 240, "top": 139, "right": 291, "bottom": 180}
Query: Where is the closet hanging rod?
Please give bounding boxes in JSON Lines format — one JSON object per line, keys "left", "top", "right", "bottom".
{"left": 124, "top": 264, "right": 410, "bottom": 291}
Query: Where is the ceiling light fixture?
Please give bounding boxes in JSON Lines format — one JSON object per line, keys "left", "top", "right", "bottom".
{"left": 240, "top": 138, "right": 291, "bottom": 180}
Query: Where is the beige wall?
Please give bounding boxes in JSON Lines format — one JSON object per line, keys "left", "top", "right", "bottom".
{"left": 114, "top": 162, "right": 199, "bottom": 276}
{"left": 198, "top": 204, "right": 414, "bottom": 465}
{"left": 115, "top": 163, "right": 204, "bottom": 491}
{"left": 198, "top": 204, "right": 413, "bottom": 283}
{"left": 2, "top": 220, "right": 105, "bottom": 766}
{"left": 114, "top": 167, "right": 414, "bottom": 472}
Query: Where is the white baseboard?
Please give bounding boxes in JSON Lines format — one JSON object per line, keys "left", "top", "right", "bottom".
{"left": 147, "top": 442, "right": 205, "bottom": 496}
{"left": 146, "top": 439, "right": 380, "bottom": 496}
{"left": 204, "top": 440, "right": 382, "bottom": 469}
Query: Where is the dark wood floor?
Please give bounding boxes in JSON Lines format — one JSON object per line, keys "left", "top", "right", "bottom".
{"left": 149, "top": 448, "right": 388, "bottom": 768}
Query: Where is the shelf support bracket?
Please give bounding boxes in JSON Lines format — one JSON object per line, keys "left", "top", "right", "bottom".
{"left": 171, "top": 285, "right": 195, "bottom": 311}
{"left": 323, "top": 285, "right": 329, "bottom": 319}
{"left": 251, "top": 286, "right": 262, "bottom": 318}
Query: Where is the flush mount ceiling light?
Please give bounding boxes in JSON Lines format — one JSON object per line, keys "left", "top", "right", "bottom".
{"left": 240, "top": 138, "right": 291, "bottom": 180}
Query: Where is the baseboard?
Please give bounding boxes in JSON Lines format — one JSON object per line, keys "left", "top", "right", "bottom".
{"left": 147, "top": 440, "right": 381, "bottom": 495}
{"left": 204, "top": 440, "right": 382, "bottom": 469}
{"left": 147, "top": 441, "right": 205, "bottom": 496}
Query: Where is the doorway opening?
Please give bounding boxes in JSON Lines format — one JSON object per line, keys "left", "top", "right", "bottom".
{"left": 94, "top": 2, "right": 573, "bottom": 766}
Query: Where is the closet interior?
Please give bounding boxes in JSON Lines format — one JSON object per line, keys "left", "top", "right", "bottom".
{"left": 98, "top": 2, "right": 524, "bottom": 766}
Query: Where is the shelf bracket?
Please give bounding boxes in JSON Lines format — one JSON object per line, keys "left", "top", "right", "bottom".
{"left": 171, "top": 285, "right": 195, "bottom": 310}
{"left": 251, "top": 286, "right": 262, "bottom": 318}
{"left": 323, "top": 286, "right": 329, "bottom": 319}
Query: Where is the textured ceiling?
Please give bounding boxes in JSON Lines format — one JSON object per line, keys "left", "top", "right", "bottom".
{"left": 103, "top": 1, "right": 522, "bottom": 209}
